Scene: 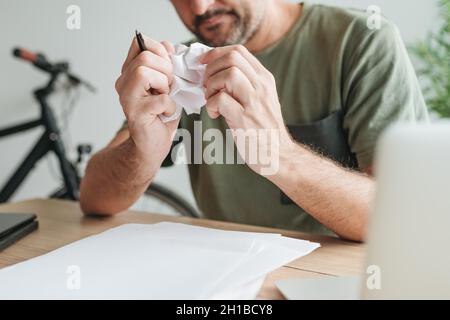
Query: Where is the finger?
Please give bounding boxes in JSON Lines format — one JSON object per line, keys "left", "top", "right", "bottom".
{"left": 164, "top": 115, "right": 182, "bottom": 143}
{"left": 206, "top": 91, "right": 244, "bottom": 125}
{"left": 122, "top": 51, "right": 173, "bottom": 84}
{"left": 161, "top": 41, "right": 175, "bottom": 55}
{"left": 205, "top": 97, "right": 220, "bottom": 119}
{"left": 201, "top": 45, "right": 265, "bottom": 74}
{"left": 152, "top": 94, "right": 177, "bottom": 117}
{"left": 122, "top": 34, "right": 170, "bottom": 74}
{"left": 120, "top": 66, "right": 170, "bottom": 98}
{"left": 204, "top": 50, "right": 259, "bottom": 89}
{"left": 205, "top": 67, "right": 254, "bottom": 106}
{"left": 126, "top": 94, "right": 177, "bottom": 124}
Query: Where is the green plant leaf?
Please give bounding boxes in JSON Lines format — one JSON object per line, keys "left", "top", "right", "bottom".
{"left": 411, "top": 0, "right": 450, "bottom": 118}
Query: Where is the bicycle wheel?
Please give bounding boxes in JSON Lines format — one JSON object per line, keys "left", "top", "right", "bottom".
{"left": 53, "top": 182, "right": 199, "bottom": 218}
{"left": 132, "top": 183, "right": 200, "bottom": 218}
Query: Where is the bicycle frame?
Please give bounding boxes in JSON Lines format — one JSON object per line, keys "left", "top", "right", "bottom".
{"left": 0, "top": 77, "right": 79, "bottom": 203}
{"left": 1, "top": 49, "right": 199, "bottom": 217}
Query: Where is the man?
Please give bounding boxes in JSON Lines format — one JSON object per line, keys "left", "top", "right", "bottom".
{"left": 80, "top": 0, "right": 428, "bottom": 242}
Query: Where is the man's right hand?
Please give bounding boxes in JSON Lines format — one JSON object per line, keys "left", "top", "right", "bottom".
{"left": 80, "top": 36, "right": 181, "bottom": 215}
{"left": 115, "top": 35, "right": 179, "bottom": 162}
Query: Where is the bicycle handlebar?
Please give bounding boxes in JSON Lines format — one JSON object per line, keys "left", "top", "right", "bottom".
{"left": 13, "top": 48, "right": 38, "bottom": 63}
{"left": 12, "top": 47, "right": 96, "bottom": 93}
{"left": 13, "top": 48, "right": 55, "bottom": 73}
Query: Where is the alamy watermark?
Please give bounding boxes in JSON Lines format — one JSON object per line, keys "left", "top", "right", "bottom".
{"left": 366, "top": 264, "right": 382, "bottom": 290}
{"left": 170, "top": 121, "right": 281, "bottom": 176}
{"left": 366, "top": 5, "right": 382, "bottom": 31}
{"left": 66, "top": 5, "right": 81, "bottom": 30}
{"left": 66, "top": 265, "right": 81, "bottom": 290}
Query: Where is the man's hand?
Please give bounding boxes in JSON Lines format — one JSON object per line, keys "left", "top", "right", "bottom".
{"left": 115, "top": 36, "right": 179, "bottom": 165}
{"left": 202, "top": 45, "right": 372, "bottom": 241}
{"left": 81, "top": 36, "right": 180, "bottom": 215}
{"left": 201, "top": 45, "right": 294, "bottom": 176}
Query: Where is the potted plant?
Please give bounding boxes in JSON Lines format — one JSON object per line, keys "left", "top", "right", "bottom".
{"left": 411, "top": 0, "right": 450, "bottom": 118}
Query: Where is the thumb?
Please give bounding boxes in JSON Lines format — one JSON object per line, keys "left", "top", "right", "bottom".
{"left": 166, "top": 116, "right": 181, "bottom": 138}
{"left": 161, "top": 41, "right": 175, "bottom": 56}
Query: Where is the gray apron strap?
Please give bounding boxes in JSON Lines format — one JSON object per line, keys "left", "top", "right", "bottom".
{"left": 281, "top": 111, "right": 358, "bottom": 205}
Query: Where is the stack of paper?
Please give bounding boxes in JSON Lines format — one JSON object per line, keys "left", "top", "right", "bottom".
{"left": 0, "top": 222, "right": 319, "bottom": 299}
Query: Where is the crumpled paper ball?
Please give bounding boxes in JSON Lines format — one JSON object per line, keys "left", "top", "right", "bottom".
{"left": 160, "top": 42, "right": 212, "bottom": 123}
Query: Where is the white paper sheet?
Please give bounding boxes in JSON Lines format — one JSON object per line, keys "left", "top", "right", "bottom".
{"left": 160, "top": 43, "right": 212, "bottom": 123}
{"left": 0, "top": 222, "right": 320, "bottom": 300}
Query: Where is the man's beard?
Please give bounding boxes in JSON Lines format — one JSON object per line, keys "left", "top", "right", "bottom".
{"left": 193, "top": 8, "right": 257, "bottom": 47}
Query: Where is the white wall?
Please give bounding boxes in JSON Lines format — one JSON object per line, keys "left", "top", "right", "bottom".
{"left": 0, "top": 1, "right": 438, "bottom": 210}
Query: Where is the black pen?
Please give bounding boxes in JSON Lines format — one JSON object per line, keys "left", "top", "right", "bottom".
{"left": 135, "top": 30, "right": 163, "bottom": 95}
{"left": 135, "top": 30, "right": 148, "bottom": 52}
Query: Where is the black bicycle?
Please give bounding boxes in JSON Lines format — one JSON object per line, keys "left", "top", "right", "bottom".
{"left": 0, "top": 48, "right": 199, "bottom": 218}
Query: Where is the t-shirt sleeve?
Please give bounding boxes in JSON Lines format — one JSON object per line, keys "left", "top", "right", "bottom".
{"left": 342, "top": 19, "right": 429, "bottom": 170}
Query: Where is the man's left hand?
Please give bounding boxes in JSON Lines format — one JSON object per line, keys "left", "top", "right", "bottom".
{"left": 201, "top": 45, "right": 294, "bottom": 176}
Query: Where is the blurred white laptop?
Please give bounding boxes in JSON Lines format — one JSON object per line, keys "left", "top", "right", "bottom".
{"left": 277, "top": 123, "right": 450, "bottom": 300}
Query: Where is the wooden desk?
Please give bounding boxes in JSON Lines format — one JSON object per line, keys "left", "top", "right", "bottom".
{"left": 0, "top": 199, "right": 365, "bottom": 299}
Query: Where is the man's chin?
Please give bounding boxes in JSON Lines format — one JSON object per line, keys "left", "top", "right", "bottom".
{"left": 201, "top": 37, "right": 231, "bottom": 47}
{"left": 197, "top": 22, "right": 241, "bottom": 46}
{"left": 197, "top": 31, "right": 238, "bottom": 47}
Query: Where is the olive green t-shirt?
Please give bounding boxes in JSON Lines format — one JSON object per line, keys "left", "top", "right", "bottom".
{"left": 121, "top": 3, "right": 428, "bottom": 235}
{"left": 176, "top": 3, "right": 428, "bottom": 236}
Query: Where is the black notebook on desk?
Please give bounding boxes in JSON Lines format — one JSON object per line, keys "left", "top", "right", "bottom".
{"left": 0, "top": 213, "right": 38, "bottom": 251}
